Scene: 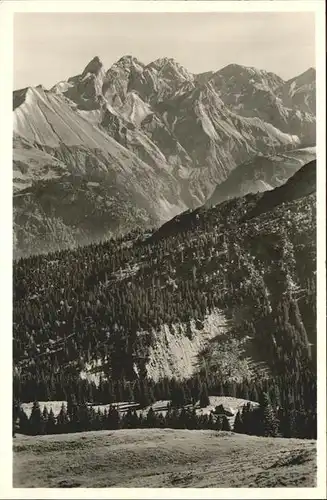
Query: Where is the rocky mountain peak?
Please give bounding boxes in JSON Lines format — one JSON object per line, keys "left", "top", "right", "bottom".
{"left": 148, "top": 57, "right": 193, "bottom": 82}
{"left": 214, "top": 63, "right": 284, "bottom": 90}
{"left": 149, "top": 57, "right": 176, "bottom": 68}
{"left": 286, "top": 67, "right": 316, "bottom": 87}
{"left": 114, "top": 55, "right": 145, "bottom": 72}
{"left": 279, "top": 67, "right": 316, "bottom": 116}
{"left": 82, "top": 56, "right": 105, "bottom": 77}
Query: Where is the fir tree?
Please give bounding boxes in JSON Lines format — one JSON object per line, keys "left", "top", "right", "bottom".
{"left": 189, "top": 408, "right": 198, "bottom": 430}
{"left": 157, "top": 413, "right": 166, "bottom": 428}
{"left": 67, "top": 394, "right": 80, "bottom": 432}
{"left": 233, "top": 410, "right": 243, "bottom": 433}
{"left": 107, "top": 405, "right": 120, "bottom": 429}
{"left": 215, "top": 415, "right": 223, "bottom": 431}
{"left": 138, "top": 412, "right": 145, "bottom": 429}
{"left": 146, "top": 407, "right": 158, "bottom": 428}
{"left": 42, "top": 406, "right": 49, "bottom": 424}
{"left": 13, "top": 400, "right": 20, "bottom": 437}
{"left": 130, "top": 410, "right": 139, "bottom": 429}
{"left": 123, "top": 408, "right": 133, "bottom": 429}
{"left": 241, "top": 403, "right": 255, "bottom": 435}
{"left": 199, "top": 384, "right": 210, "bottom": 408}
{"left": 29, "top": 401, "right": 44, "bottom": 435}
{"left": 222, "top": 416, "right": 231, "bottom": 431}
{"left": 178, "top": 408, "right": 188, "bottom": 429}
{"left": 57, "top": 403, "right": 69, "bottom": 433}
{"left": 46, "top": 408, "right": 57, "bottom": 434}
{"left": 207, "top": 413, "right": 215, "bottom": 430}
{"left": 94, "top": 407, "right": 103, "bottom": 431}
{"left": 258, "top": 392, "right": 279, "bottom": 437}
{"left": 79, "top": 402, "right": 92, "bottom": 431}
{"left": 19, "top": 408, "right": 30, "bottom": 435}
{"left": 171, "top": 384, "right": 186, "bottom": 408}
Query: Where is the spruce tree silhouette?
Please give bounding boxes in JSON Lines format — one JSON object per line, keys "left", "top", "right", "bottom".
{"left": 258, "top": 392, "right": 279, "bottom": 437}
{"left": 199, "top": 384, "right": 210, "bottom": 408}
{"left": 233, "top": 410, "right": 243, "bottom": 433}
{"left": 222, "top": 415, "right": 231, "bottom": 431}
{"left": 29, "top": 401, "right": 44, "bottom": 435}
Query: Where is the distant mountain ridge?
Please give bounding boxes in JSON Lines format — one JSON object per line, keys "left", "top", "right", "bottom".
{"left": 207, "top": 146, "right": 316, "bottom": 207}
{"left": 13, "top": 55, "right": 316, "bottom": 257}
{"left": 245, "top": 159, "right": 316, "bottom": 220}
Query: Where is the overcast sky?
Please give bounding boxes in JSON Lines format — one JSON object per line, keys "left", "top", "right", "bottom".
{"left": 14, "top": 12, "right": 315, "bottom": 90}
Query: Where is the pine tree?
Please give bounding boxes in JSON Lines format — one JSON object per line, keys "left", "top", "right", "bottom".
{"left": 138, "top": 412, "right": 145, "bottom": 429}
{"left": 207, "top": 413, "right": 215, "bottom": 430}
{"left": 42, "top": 406, "right": 49, "bottom": 423}
{"left": 19, "top": 408, "right": 30, "bottom": 435}
{"left": 57, "top": 403, "right": 69, "bottom": 433}
{"left": 241, "top": 382, "right": 249, "bottom": 401}
{"left": 146, "top": 407, "right": 158, "bottom": 428}
{"left": 199, "top": 413, "right": 209, "bottom": 430}
{"left": 189, "top": 408, "right": 198, "bottom": 430}
{"left": 13, "top": 400, "right": 20, "bottom": 437}
{"left": 135, "top": 381, "right": 151, "bottom": 408}
{"left": 157, "top": 413, "right": 165, "bottom": 428}
{"left": 178, "top": 408, "right": 188, "bottom": 429}
{"left": 217, "top": 382, "right": 224, "bottom": 396}
{"left": 214, "top": 415, "right": 223, "bottom": 431}
{"left": 79, "top": 402, "right": 91, "bottom": 431}
{"left": 123, "top": 408, "right": 133, "bottom": 429}
{"left": 46, "top": 408, "right": 57, "bottom": 435}
{"left": 94, "top": 408, "right": 103, "bottom": 431}
{"left": 67, "top": 394, "right": 80, "bottom": 432}
{"left": 222, "top": 416, "right": 231, "bottom": 431}
{"left": 29, "top": 401, "right": 44, "bottom": 435}
{"left": 125, "top": 384, "right": 134, "bottom": 403}
{"left": 130, "top": 410, "right": 139, "bottom": 429}
{"left": 107, "top": 405, "right": 120, "bottom": 429}
{"left": 199, "top": 384, "right": 210, "bottom": 408}
{"left": 171, "top": 384, "right": 186, "bottom": 408}
{"left": 191, "top": 382, "right": 200, "bottom": 406}
{"left": 233, "top": 410, "right": 243, "bottom": 433}
{"left": 241, "top": 403, "right": 254, "bottom": 435}
{"left": 249, "top": 386, "right": 259, "bottom": 403}
{"left": 258, "top": 392, "right": 279, "bottom": 437}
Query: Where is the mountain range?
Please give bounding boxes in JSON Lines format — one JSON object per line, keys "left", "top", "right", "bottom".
{"left": 13, "top": 55, "right": 316, "bottom": 258}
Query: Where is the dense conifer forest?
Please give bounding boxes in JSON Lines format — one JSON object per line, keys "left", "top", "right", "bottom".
{"left": 13, "top": 163, "right": 316, "bottom": 440}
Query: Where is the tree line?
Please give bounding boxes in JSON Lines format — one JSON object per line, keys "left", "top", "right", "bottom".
{"left": 13, "top": 367, "right": 316, "bottom": 418}
{"left": 13, "top": 391, "right": 316, "bottom": 440}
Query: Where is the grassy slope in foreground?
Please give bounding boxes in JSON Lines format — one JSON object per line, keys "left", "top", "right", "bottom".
{"left": 13, "top": 429, "right": 316, "bottom": 488}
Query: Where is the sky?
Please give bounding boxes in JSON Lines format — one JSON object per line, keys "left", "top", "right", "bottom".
{"left": 14, "top": 12, "right": 315, "bottom": 90}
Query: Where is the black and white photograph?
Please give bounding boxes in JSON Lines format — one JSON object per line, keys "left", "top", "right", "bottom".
{"left": 0, "top": 0, "right": 325, "bottom": 496}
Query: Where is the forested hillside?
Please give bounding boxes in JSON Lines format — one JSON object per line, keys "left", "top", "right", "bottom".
{"left": 13, "top": 161, "right": 316, "bottom": 430}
